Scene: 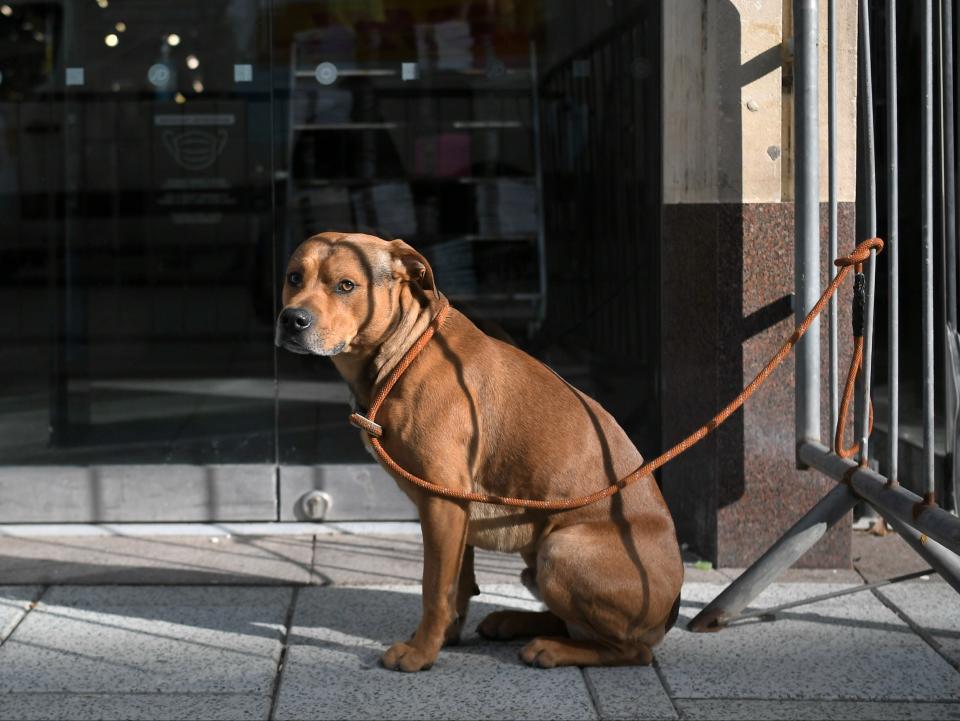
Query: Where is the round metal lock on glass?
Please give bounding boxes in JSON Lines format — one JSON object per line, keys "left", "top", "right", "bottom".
{"left": 300, "top": 490, "right": 333, "bottom": 520}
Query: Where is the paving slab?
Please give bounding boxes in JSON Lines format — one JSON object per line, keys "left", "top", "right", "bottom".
{"left": 657, "top": 582, "right": 960, "bottom": 701}
{"left": 311, "top": 534, "right": 527, "bottom": 586}
{"left": 0, "top": 535, "right": 314, "bottom": 585}
{"left": 676, "top": 699, "right": 960, "bottom": 720}
{"left": 878, "top": 581, "right": 960, "bottom": 667}
{"left": 0, "top": 693, "right": 271, "bottom": 721}
{"left": 852, "top": 530, "right": 937, "bottom": 583}
{"left": 582, "top": 667, "right": 677, "bottom": 720}
{"left": 275, "top": 583, "right": 597, "bottom": 720}
{"left": 0, "top": 586, "right": 41, "bottom": 642}
{"left": 0, "top": 586, "right": 291, "bottom": 694}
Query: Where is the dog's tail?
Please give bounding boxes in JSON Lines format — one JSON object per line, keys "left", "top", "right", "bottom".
{"left": 665, "top": 593, "right": 682, "bottom": 633}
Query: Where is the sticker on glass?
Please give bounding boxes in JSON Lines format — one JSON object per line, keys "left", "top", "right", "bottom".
{"left": 148, "top": 63, "right": 172, "bottom": 88}
{"left": 315, "top": 62, "right": 338, "bottom": 85}
{"left": 65, "top": 67, "right": 84, "bottom": 86}
{"left": 234, "top": 64, "right": 253, "bottom": 83}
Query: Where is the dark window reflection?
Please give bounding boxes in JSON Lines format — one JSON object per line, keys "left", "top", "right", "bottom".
{"left": 0, "top": 0, "right": 659, "bottom": 474}
{"left": 0, "top": 0, "right": 275, "bottom": 464}
{"left": 275, "top": 0, "right": 660, "bottom": 464}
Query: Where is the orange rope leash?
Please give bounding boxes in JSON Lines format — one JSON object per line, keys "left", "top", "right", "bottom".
{"left": 351, "top": 237, "right": 885, "bottom": 511}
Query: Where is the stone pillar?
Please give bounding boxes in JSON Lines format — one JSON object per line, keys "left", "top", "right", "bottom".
{"left": 660, "top": 0, "right": 859, "bottom": 567}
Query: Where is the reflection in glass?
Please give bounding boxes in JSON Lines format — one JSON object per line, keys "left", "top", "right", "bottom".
{"left": 0, "top": 0, "right": 661, "bottom": 493}
{"left": 274, "top": 1, "right": 661, "bottom": 464}
{"left": 0, "top": 0, "right": 275, "bottom": 465}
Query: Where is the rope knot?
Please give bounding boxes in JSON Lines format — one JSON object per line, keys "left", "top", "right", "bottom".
{"left": 834, "top": 237, "right": 884, "bottom": 267}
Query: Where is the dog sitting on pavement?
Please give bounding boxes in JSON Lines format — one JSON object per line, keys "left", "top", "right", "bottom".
{"left": 275, "top": 231, "right": 684, "bottom": 671}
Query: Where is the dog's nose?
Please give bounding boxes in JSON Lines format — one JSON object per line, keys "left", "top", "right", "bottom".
{"left": 280, "top": 307, "right": 313, "bottom": 332}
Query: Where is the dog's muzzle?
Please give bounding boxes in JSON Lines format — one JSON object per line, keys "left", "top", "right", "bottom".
{"left": 275, "top": 306, "right": 314, "bottom": 353}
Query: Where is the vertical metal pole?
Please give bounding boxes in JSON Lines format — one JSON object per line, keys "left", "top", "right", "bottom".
{"left": 941, "top": 0, "right": 959, "bottom": 512}
{"left": 858, "top": 0, "right": 879, "bottom": 464}
{"left": 829, "top": 0, "right": 840, "bottom": 437}
{"left": 887, "top": 0, "right": 900, "bottom": 484}
{"left": 530, "top": 39, "right": 548, "bottom": 332}
{"left": 942, "top": 0, "right": 958, "bottom": 329}
{"left": 795, "top": 0, "right": 822, "bottom": 452}
{"left": 923, "top": 0, "right": 937, "bottom": 500}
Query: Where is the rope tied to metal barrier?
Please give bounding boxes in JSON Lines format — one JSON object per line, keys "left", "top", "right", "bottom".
{"left": 833, "top": 245, "right": 879, "bottom": 464}
{"left": 350, "top": 237, "right": 885, "bottom": 511}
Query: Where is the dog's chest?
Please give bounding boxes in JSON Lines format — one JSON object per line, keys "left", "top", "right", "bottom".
{"left": 466, "top": 502, "right": 539, "bottom": 553}
{"left": 361, "top": 430, "right": 540, "bottom": 553}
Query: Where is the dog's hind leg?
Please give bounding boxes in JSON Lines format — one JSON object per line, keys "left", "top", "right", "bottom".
{"left": 476, "top": 552, "right": 569, "bottom": 640}
{"left": 522, "top": 518, "right": 682, "bottom": 668}
{"left": 520, "top": 637, "right": 654, "bottom": 668}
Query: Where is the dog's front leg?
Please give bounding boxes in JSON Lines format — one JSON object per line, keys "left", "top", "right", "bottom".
{"left": 382, "top": 495, "right": 469, "bottom": 672}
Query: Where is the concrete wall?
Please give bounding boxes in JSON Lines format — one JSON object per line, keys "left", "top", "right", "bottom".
{"left": 663, "top": 0, "right": 857, "bottom": 204}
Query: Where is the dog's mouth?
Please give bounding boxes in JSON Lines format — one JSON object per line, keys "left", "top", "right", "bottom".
{"left": 276, "top": 334, "right": 347, "bottom": 357}
{"left": 278, "top": 337, "right": 311, "bottom": 355}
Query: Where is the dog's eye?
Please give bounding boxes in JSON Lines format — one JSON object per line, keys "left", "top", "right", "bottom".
{"left": 287, "top": 271, "right": 302, "bottom": 287}
{"left": 337, "top": 279, "right": 355, "bottom": 293}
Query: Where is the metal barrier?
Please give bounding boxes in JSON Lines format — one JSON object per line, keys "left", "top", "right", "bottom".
{"left": 690, "top": 0, "right": 960, "bottom": 632}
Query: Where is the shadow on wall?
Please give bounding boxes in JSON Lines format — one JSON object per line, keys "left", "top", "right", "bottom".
{"left": 661, "top": 0, "right": 743, "bottom": 563}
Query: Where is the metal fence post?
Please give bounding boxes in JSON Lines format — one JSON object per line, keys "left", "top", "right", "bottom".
{"left": 795, "top": 0, "right": 822, "bottom": 458}
{"left": 689, "top": 0, "right": 960, "bottom": 630}
{"left": 923, "top": 0, "right": 936, "bottom": 504}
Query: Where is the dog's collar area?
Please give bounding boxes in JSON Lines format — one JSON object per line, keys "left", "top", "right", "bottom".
{"left": 347, "top": 300, "right": 452, "bottom": 440}
{"left": 349, "top": 411, "right": 383, "bottom": 438}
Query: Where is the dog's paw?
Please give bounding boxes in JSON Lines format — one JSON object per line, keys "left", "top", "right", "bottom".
{"left": 381, "top": 642, "right": 436, "bottom": 672}
{"left": 519, "top": 638, "right": 560, "bottom": 668}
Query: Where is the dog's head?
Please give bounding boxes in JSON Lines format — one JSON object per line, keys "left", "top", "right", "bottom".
{"left": 275, "top": 232, "right": 438, "bottom": 356}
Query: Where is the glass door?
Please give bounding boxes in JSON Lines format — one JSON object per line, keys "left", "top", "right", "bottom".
{"left": 0, "top": 0, "right": 660, "bottom": 524}
{"left": 0, "top": 0, "right": 278, "bottom": 521}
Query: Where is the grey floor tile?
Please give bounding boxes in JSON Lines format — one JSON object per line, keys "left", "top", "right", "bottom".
{"left": 657, "top": 582, "right": 960, "bottom": 701}
{"left": 0, "top": 586, "right": 41, "bottom": 642}
{"left": 0, "top": 535, "right": 313, "bottom": 585}
{"left": 310, "top": 535, "right": 425, "bottom": 586}
{"left": 677, "top": 699, "right": 960, "bottom": 720}
{"left": 582, "top": 667, "right": 677, "bottom": 720}
{"left": 0, "top": 586, "right": 291, "bottom": 694}
{"left": 853, "top": 529, "right": 935, "bottom": 583}
{"left": 0, "top": 693, "right": 271, "bottom": 721}
{"left": 681, "top": 566, "right": 729, "bottom": 584}
{"left": 878, "top": 581, "right": 960, "bottom": 666}
{"left": 311, "top": 534, "right": 526, "bottom": 586}
{"left": 275, "top": 583, "right": 596, "bottom": 720}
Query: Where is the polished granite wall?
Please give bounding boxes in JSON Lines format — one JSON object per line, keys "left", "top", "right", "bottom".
{"left": 661, "top": 201, "right": 857, "bottom": 568}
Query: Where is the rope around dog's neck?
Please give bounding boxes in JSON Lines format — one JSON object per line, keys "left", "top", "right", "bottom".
{"left": 349, "top": 237, "right": 885, "bottom": 511}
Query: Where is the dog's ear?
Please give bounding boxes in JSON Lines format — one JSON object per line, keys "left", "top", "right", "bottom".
{"left": 389, "top": 239, "right": 439, "bottom": 299}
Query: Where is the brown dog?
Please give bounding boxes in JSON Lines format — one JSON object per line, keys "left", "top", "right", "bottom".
{"left": 276, "top": 232, "right": 683, "bottom": 671}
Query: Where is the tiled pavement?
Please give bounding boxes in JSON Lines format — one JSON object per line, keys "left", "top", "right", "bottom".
{"left": 0, "top": 529, "right": 957, "bottom": 720}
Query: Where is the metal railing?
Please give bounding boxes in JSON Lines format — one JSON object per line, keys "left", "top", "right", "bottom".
{"left": 690, "top": 0, "right": 960, "bottom": 631}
